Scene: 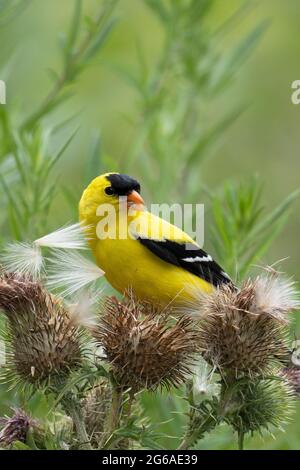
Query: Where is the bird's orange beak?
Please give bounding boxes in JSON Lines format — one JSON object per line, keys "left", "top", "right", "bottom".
{"left": 127, "top": 190, "right": 145, "bottom": 208}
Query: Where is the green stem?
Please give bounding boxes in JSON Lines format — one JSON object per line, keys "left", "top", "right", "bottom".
{"left": 177, "top": 381, "right": 217, "bottom": 450}
{"left": 63, "top": 397, "right": 92, "bottom": 450}
{"left": 177, "top": 412, "right": 216, "bottom": 450}
{"left": 100, "top": 386, "right": 123, "bottom": 449}
{"left": 119, "top": 390, "right": 135, "bottom": 450}
{"left": 177, "top": 435, "right": 194, "bottom": 451}
{"left": 178, "top": 377, "right": 242, "bottom": 450}
{"left": 238, "top": 431, "right": 244, "bottom": 450}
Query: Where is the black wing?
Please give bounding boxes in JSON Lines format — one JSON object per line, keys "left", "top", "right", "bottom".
{"left": 137, "top": 238, "right": 233, "bottom": 288}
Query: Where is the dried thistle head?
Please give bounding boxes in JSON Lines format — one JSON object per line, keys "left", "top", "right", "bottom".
{"left": 224, "top": 378, "right": 294, "bottom": 437}
{"left": 91, "top": 295, "right": 199, "bottom": 391}
{"left": 0, "top": 409, "right": 37, "bottom": 447}
{"left": 0, "top": 272, "right": 82, "bottom": 386}
{"left": 188, "top": 273, "right": 299, "bottom": 376}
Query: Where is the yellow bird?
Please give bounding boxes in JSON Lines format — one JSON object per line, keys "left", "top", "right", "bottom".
{"left": 79, "top": 173, "right": 233, "bottom": 307}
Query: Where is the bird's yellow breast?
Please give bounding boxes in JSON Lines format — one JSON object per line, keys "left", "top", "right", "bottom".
{"left": 91, "top": 216, "right": 213, "bottom": 307}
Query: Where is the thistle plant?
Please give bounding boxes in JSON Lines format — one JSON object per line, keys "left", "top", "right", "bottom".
{"left": 82, "top": 379, "right": 112, "bottom": 446}
{"left": 0, "top": 406, "right": 73, "bottom": 450}
{"left": 0, "top": 272, "right": 82, "bottom": 386}
{"left": 0, "top": 271, "right": 92, "bottom": 449}
{"left": 193, "top": 275, "right": 295, "bottom": 376}
{"left": 223, "top": 378, "right": 294, "bottom": 439}
{"left": 87, "top": 294, "right": 201, "bottom": 449}
{"left": 177, "top": 271, "right": 299, "bottom": 450}
{"left": 93, "top": 295, "right": 199, "bottom": 391}
{"left": 0, "top": 409, "right": 39, "bottom": 448}
{"left": 0, "top": 265, "right": 298, "bottom": 450}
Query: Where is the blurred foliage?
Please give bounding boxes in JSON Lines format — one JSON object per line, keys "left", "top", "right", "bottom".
{"left": 0, "top": 0, "right": 299, "bottom": 450}
{"left": 118, "top": 0, "right": 267, "bottom": 203}
{"left": 0, "top": 0, "right": 28, "bottom": 26}
{"left": 210, "top": 178, "right": 300, "bottom": 279}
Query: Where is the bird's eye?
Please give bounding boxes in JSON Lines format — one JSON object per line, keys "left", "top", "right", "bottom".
{"left": 105, "top": 186, "right": 115, "bottom": 196}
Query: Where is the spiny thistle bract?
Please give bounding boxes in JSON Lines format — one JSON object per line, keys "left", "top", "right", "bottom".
{"left": 223, "top": 378, "right": 295, "bottom": 436}
{"left": 0, "top": 272, "right": 82, "bottom": 386}
{"left": 91, "top": 295, "right": 200, "bottom": 391}
{"left": 188, "top": 274, "right": 299, "bottom": 376}
{"left": 0, "top": 409, "right": 38, "bottom": 447}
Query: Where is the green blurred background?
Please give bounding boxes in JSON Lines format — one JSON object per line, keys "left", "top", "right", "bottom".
{"left": 0, "top": 0, "right": 300, "bottom": 450}
{"left": 2, "top": 0, "right": 299, "bottom": 272}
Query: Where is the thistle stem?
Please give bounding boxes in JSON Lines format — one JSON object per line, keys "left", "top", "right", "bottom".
{"left": 108, "top": 387, "right": 123, "bottom": 433}
{"left": 119, "top": 390, "right": 135, "bottom": 450}
{"left": 177, "top": 378, "right": 241, "bottom": 450}
{"left": 100, "top": 386, "right": 123, "bottom": 449}
{"left": 238, "top": 431, "right": 245, "bottom": 450}
{"left": 177, "top": 432, "right": 197, "bottom": 450}
{"left": 177, "top": 413, "right": 216, "bottom": 450}
{"left": 63, "top": 396, "right": 92, "bottom": 450}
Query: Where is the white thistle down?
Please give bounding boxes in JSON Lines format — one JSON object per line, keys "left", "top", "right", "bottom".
{"left": 254, "top": 274, "right": 300, "bottom": 321}
{"left": 184, "top": 270, "right": 299, "bottom": 323}
{"left": 193, "top": 357, "right": 220, "bottom": 404}
{"left": 35, "top": 223, "right": 89, "bottom": 250}
{"left": 46, "top": 250, "right": 104, "bottom": 297}
{"left": 0, "top": 242, "right": 44, "bottom": 278}
{"left": 68, "top": 288, "right": 102, "bottom": 327}
{"left": 0, "top": 223, "right": 91, "bottom": 278}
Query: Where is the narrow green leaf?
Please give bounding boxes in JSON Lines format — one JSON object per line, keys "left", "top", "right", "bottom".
{"left": 66, "top": 0, "right": 82, "bottom": 53}
{"left": 240, "top": 214, "right": 290, "bottom": 278}
{"left": 83, "top": 18, "right": 117, "bottom": 61}
{"left": 85, "top": 130, "right": 102, "bottom": 184}
{"left": 46, "top": 126, "right": 79, "bottom": 174}
{"left": 186, "top": 106, "right": 244, "bottom": 166}
{"left": 227, "top": 20, "right": 270, "bottom": 71}
{"left": 144, "top": 0, "right": 169, "bottom": 22}
{"left": 251, "top": 189, "right": 300, "bottom": 239}
{"left": 0, "top": 173, "right": 23, "bottom": 222}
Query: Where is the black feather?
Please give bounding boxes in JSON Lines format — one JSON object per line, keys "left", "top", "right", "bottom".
{"left": 106, "top": 173, "right": 140, "bottom": 196}
{"left": 137, "top": 238, "right": 233, "bottom": 288}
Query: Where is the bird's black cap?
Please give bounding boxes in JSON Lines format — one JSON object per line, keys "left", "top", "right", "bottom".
{"left": 105, "top": 173, "right": 141, "bottom": 196}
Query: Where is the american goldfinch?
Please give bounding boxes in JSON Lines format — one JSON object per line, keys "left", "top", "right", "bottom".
{"left": 79, "top": 173, "right": 233, "bottom": 306}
